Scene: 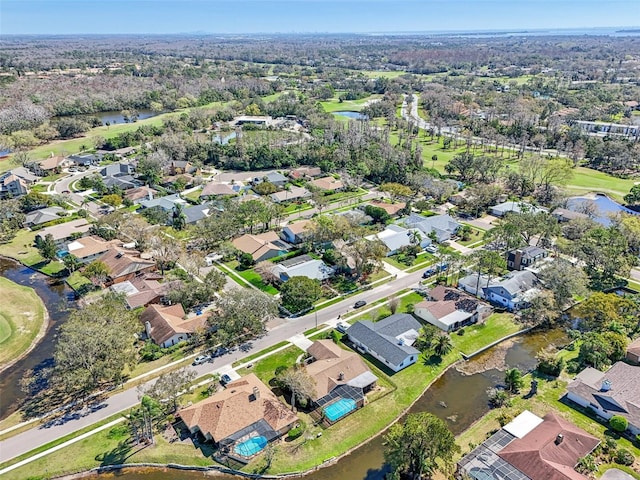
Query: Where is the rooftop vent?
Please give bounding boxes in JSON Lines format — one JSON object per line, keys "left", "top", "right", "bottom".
{"left": 252, "top": 386, "right": 260, "bottom": 401}
{"left": 338, "top": 372, "right": 344, "bottom": 381}
{"left": 555, "top": 434, "right": 564, "bottom": 445}
{"left": 601, "top": 380, "right": 612, "bottom": 392}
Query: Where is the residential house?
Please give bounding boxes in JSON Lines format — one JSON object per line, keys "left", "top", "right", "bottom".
{"left": 627, "top": 337, "right": 640, "bottom": 364}
{"left": 166, "top": 160, "right": 197, "bottom": 176}
{"left": 98, "top": 247, "right": 156, "bottom": 285}
{"left": 24, "top": 207, "right": 66, "bottom": 227}
{"left": 183, "top": 204, "right": 211, "bottom": 224}
{"left": 234, "top": 115, "right": 273, "bottom": 126}
{"left": 334, "top": 209, "right": 372, "bottom": 226}
{"left": 507, "top": 246, "right": 549, "bottom": 271}
{"left": 404, "top": 213, "right": 461, "bottom": 243}
{"left": 9, "top": 167, "right": 39, "bottom": 185}
{"left": 28, "top": 155, "right": 66, "bottom": 176}
{"left": 490, "top": 201, "right": 547, "bottom": 217}
{"left": 483, "top": 270, "right": 539, "bottom": 310}
{"left": 252, "top": 171, "right": 288, "bottom": 188}
{"left": 232, "top": 231, "right": 289, "bottom": 262}
{"left": 551, "top": 208, "right": 589, "bottom": 223}
{"left": 139, "top": 193, "right": 187, "bottom": 212}
{"left": 309, "top": 176, "right": 344, "bottom": 192}
{"left": 103, "top": 174, "right": 137, "bottom": 191}
{"left": 0, "top": 172, "right": 28, "bottom": 198}
{"left": 304, "top": 340, "right": 378, "bottom": 421}
{"left": 281, "top": 220, "right": 311, "bottom": 244}
{"left": 289, "top": 166, "right": 322, "bottom": 180}
{"left": 200, "top": 182, "right": 238, "bottom": 198}
{"left": 456, "top": 410, "right": 600, "bottom": 480}
{"left": 36, "top": 219, "right": 91, "bottom": 248}
{"left": 414, "top": 286, "right": 490, "bottom": 332}
{"left": 178, "top": 373, "right": 298, "bottom": 453}
{"left": 270, "top": 186, "right": 311, "bottom": 203}
{"left": 67, "top": 153, "right": 100, "bottom": 167}
{"left": 271, "top": 255, "right": 334, "bottom": 282}
{"left": 113, "top": 146, "right": 136, "bottom": 158}
{"left": 566, "top": 362, "right": 640, "bottom": 435}
{"left": 111, "top": 273, "right": 172, "bottom": 309}
{"left": 366, "top": 200, "right": 406, "bottom": 217}
{"left": 140, "top": 303, "right": 207, "bottom": 347}
{"left": 124, "top": 186, "right": 157, "bottom": 204}
{"left": 65, "top": 235, "right": 119, "bottom": 264}
{"left": 366, "top": 224, "right": 430, "bottom": 256}
{"left": 100, "top": 163, "right": 135, "bottom": 177}
{"left": 346, "top": 313, "right": 422, "bottom": 373}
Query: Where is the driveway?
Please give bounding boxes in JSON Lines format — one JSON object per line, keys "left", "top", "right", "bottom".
{"left": 51, "top": 168, "right": 102, "bottom": 214}
{"left": 601, "top": 469, "right": 636, "bottom": 480}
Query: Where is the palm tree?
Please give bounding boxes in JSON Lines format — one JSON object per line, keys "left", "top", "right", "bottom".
{"left": 409, "top": 229, "right": 422, "bottom": 246}
{"left": 504, "top": 368, "right": 524, "bottom": 393}
{"left": 432, "top": 334, "right": 453, "bottom": 357}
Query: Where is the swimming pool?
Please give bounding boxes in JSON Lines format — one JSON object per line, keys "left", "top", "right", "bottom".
{"left": 234, "top": 435, "right": 267, "bottom": 457}
{"left": 323, "top": 398, "right": 357, "bottom": 422}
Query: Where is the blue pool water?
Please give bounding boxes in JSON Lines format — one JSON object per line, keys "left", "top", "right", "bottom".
{"left": 332, "top": 111, "right": 368, "bottom": 120}
{"left": 234, "top": 436, "right": 267, "bottom": 457}
{"left": 324, "top": 398, "right": 357, "bottom": 422}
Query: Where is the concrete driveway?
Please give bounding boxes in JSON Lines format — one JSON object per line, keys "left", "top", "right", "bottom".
{"left": 601, "top": 469, "right": 636, "bottom": 480}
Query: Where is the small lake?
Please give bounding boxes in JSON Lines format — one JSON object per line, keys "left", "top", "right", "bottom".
{"left": 0, "top": 257, "right": 75, "bottom": 420}
{"left": 60, "top": 109, "right": 158, "bottom": 126}
{"left": 84, "top": 328, "right": 568, "bottom": 480}
{"left": 566, "top": 193, "right": 640, "bottom": 226}
{"left": 332, "top": 111, "right": 368, "bottom": 120}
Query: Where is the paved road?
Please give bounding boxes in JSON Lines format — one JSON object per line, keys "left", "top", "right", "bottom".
{"left": 600, "top": 469, "right": 636, "bottom": 480}
{"left": 51, "top": 167, "right": 103, "bottom": 214}
{"left": 0, "top": 268, "right": 426, "bottom": 463}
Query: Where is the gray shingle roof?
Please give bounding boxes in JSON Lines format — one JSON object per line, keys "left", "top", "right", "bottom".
{"left": 347, "top": 314, "right": 421, "bottom": 367}
{"left": 405, "top": 214, "right": 460, "bottom": 242}
{"left": 485, "top": 271, "right": 537, "bottom": 299}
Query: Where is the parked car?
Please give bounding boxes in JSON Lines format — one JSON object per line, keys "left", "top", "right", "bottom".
{"left": 192, "top": 355, "right": 210, "bottom": 366}
{"left": 422, "top": 267, "right": 437, "bottom": 278}
{"left": 211, "top": 347, "right": 228, "bottom": 358}
{"left": 354, "top": 300, "right": 367, "bottom": 309}
{"left": 336, "top": 322, "right": 349, "bottom": 334}
{"left": 220, "top": 374, "right": 232, "bottom": 385}
{"left": 426, "top": 245, "right": 438, "bottom": 254}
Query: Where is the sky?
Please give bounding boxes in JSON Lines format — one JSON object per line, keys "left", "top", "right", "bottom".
{"left": 1, "top": 0, "right": 638, "bottom": 35}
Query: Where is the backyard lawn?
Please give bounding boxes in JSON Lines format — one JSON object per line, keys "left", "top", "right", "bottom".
{"left": 452, "top": 313, "right": 521, "bottom": 356}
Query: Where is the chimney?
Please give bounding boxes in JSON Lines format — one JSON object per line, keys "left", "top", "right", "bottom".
{"left": 601, "top": 380, "right": 612, "bottom": 392}
{"left": 144, "top": 321, "right": 152, "bottom": 339}
{"left": 513, "top": 250, "right": 523, "bottom": 270}
{"left": 252, "top": 386, "right": 260, "bottom": 401}
{"left": 398, "top": 337, "right": 405, "bottom": 346}
{"left": 555, "top": 434, "right": 564, "bottom": 445}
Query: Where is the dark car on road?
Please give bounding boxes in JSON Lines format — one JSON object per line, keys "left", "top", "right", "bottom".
{"left": 354, "top": 300, "right": 367, "bottom": 309}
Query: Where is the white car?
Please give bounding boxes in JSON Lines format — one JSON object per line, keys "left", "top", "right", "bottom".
{"left": 192, "top": 355, "right": 210, "bottom": 366}
{"left": 205, "top": 253, "right": 222, "bottom": 266}
{"left": 426, "top": 245, "right": 438, "bottom": 254}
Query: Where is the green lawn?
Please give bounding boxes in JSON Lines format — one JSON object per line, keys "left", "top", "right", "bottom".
{"left": 65, "top": 271, "right": 94, "bottom": 293}
{"left": 232, "top": 341, "right": 290, "bottom": 367}
{"left": 564, "top": 167, "right": 636, "bottom": 202}
{"left": 452, "top": 313, "right": 522, "bottom": 356}
{"left": 457, "top": 227, "right": 485, "bottom": 246}
{"left": 358, "top": 70, "right": 408, "bottom": 79}
{"left": 234, "top": 265, "right": 279, "bottom": 295}
{"left": 182, "top": 188, "right": 202, "bottom": 203}
{"left": 237, "top": 345, "right": 303, "bottom": 384}
{"left": 0, "top": 277, "right": 46, "bottom": 368}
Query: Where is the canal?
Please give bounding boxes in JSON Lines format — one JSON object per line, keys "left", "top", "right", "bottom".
{"left": 82, "top": 328, "right": 568, "bottom": 480}
{"left": 0, "top": 257, "right": 75, "bottom": 420}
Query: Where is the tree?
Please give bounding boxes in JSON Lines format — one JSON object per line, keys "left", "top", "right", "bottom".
{"left": 140, "top": 368, "right": 196, "bottom": 413}
{"left": 62, "top": 254, "right": 81, "bottom": 273}
{"left": 415, "top": 324, "right": 439, "bottom": 352}
{"left": 432, "top": 334, "right": 453, "bottom": 357}
{"left": 171, "top": 204, "right": 186, "bottom": 231}
{"left": 575, "top": 225, "right": 632, "bottom": 288}
{"left": 364, "top": 205, "right": 391, "bottom": 224}
{"left": 280, "top": 276, "right": 322, "bottom": 314}
{"left": 254, "top": 261, "right": 280, "bottom": 286}
{"left": 504, "top": 368, "right": 524, "bottom": 393}
{"left": 83, "top": 260, "right": 110, "bottom": 286}
{"left": 275, "top": 366, "right": 316, "bottom": 411}
{"left": 345, "top": 238, "right": 387, "bottom": 278}
{"left": 623, "top": 184, "right": 640, "bottom": 205}
{"left": 53, "top": 293, "right": 139, "bottom": 398}
{"left": 536, "top": 348, "right": 565, "bottom": 377}
{"left": 36, "top": 233, "right": 57, "bottom": 261}
{"left": 384, "top": 412, "right": 459, "bottom": 480}
{"left": 573, "top": 292, "right": 636, "bottom": 333}
{"left": 538, "top": 260, "right": 588, "bottom": 309}
{"left": 578, "top": 331, "right": 628, "bottom": 370}
{"left": 471, "top": 249, "right": 506, "bottom": 295}
{"left": 137, "top": 150, "right": 169, "bottom": 186}
{"left": 379, "top": 182, "right": 413, "bottom": 201}
{"left": 209, "top": 288, "right": 278, "bottom": 347}
{"left": 150, "top": 234, "right": 182, "bottom": 274}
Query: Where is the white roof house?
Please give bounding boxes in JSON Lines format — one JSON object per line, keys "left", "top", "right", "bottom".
{"left": 271, "top": 254, "right": 334, "bottom": 282}
{"left": 366, "top": 224, "right": 430, "bottom": 256}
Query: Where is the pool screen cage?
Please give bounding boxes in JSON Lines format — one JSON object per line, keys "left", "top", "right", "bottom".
{"left": 311, "top": 384, "right": 365, "bottom": 426}
{"left": 218, "top": 419, "right": 280, "bottom": 450}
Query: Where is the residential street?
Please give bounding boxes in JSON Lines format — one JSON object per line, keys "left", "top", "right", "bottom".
{"left": 0, "top": 267, "right": 427, "bottom": 463}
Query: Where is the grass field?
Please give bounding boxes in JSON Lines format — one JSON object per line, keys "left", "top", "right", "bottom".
{"left": 0, "top": 277, "right": 46, "bottom": 368}
{"left": 563, "top": 167, "right": 636, "bottom": 202}
{"left": 453, "top": 313, "right": 521, "bottom": 356}
{"left": 358, "top": 70, "right": 408, "bottom": 79}
{"left": 224, "top": 260, "right": 279, "bottom": 295}
{"left": 237, "top": 345, "right": 303, "bottom": 383}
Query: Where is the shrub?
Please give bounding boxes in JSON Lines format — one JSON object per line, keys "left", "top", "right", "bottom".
{"left": 287, "top": 421, "right": 306, "bottom": 440}
{"left": 457, "top": 328, "right": 465, "bottom": 336}
{"left": 615, "top": 448, "right": 634, "bottom": 466}
{"left": 487, "top": 388, "right": 511, "bottom": 408}
{"left": 576, "top": 455, "right": 597, "bottom": 474}
{"left": 609, "top": 415, "right": 628, "bottom": 432}
{"left": 107, "top": 424, "right": 130, "bottom": 439}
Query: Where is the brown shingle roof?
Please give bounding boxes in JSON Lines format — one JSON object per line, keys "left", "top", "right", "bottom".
{"left": 284, "top": 219, "right": 311, "bottom": 235}
{"left": 39, "top": 155, "right": 65, "bottom": 170}
{"left": 179, "top": 373, "right": 297, "bottom": 443}
{"left": 232, "top": 231, "right": 284, "bottom": 261}
{"left": 200, "top": 182, "right": 236, "bottom": 197}
{"left": 124, "top": 186, "right": 156, "bottom": 202}
{"left": 368, "top": 200, "right": 406, "bottom": 216}
{"left": 498, "top": 412, "right": 599, "bottom": 480}
{"left": 140, "top": 303, "right": 208, "bottom": 346}
{"left": 99, "top": 248, "right": 155, "bottom": 280}
{"left": 67, "top": 235, "right": 119, "bottom": 260}
{"left": 305, "top": 340, "right": 373, "bottom": 400}
{"left": 415, "top": 300, "right": 457, "bottom": 320}
{"left": 310, "top": 176, "right": 343, "bottom": 191}
{"left": 36, "top": 219, "right": 90, "bottom": 242}
{"left": 627, "top": 337, "right": 640, "bottom": 356}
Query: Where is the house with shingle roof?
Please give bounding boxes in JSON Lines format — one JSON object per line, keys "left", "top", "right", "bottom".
{"left": 270, "top": 186, "right": 311, "bottom": 203}
{"left": 404, "top": 213, "right": 461, "bottom": 243}
{"left": 111, "top": 273, "right": 172, "bottom": 309}
{"left": 566, "top": 362, "right": 640, "bottom": 435}
{"left": 139, "top": 193, "right": 187, "bottom": 212}
{"left": 366, "top": 224, "right": 430, "bottom": 256}
{"left": 366, "top": 200, "right": 406, "bottom": 217}
{"left": 24, "top": 207, "right": 66, "bottom": 227}
{"left": 178, "top": 373, "right": 298, "bottom": 448}
{"left": 232, "top": 231, "right": 289, "bottom": 262}
{"left": 271, "top": 254, "right": 334, "bottom": 282}
{"left": 35, "top": 219, "right": 91, "bottom": 248}
{"left": 124, "top": 186, "right": 157, "bottom": 204}
{"left": 309, "top": 176, "right": 344, "bottom": 192}
{"left": 490, "top": 201, "right": 547, "bottom": 217}
{"left": 457, "top": 410, "right": 600, "bottom": 480}
{"left": 627, "top": 337, "right": 640, "bottom": 364}
{"left": 200, "top": 182, "right": 238, "bottom": 198}
{"left": 27, "top": 155, "right": 66, "bottom": 176}
{"left": 289, "top": 166, "right": 322, "bottom": 180}
{"left": 140, "top": 303, "right": 207, "bottom": 347}
{"left": 65, "top": 235, "right": 119, "bottom": 264}
{"left": 98, "top": 247, "right": 156, "bottom": 285}
{"left": 346, "top": 313, "right": 422, "bottom": 372}
{"left": 507, "top": 246, "right": 548, "bottom": 271}
{"left": 0, "top": 172, "right": 28, "bottom": 198}
{"left": 414, "top": 288, "right": 487, "bottom": 332}
{"left": 281, "top": 220, "right": 312, "bottom": 244}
